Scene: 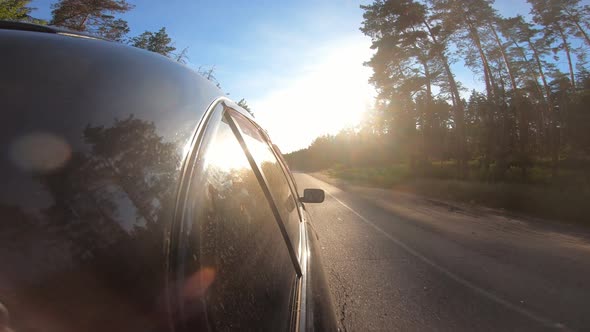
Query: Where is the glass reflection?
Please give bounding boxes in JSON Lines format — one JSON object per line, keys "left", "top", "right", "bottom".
{"left": 230, "top": 112, "right": 301, "bottom": 251}
{"left": 181, "top": 116, "right": 296, "bottom": 331}
{"left": 1, "top": 116, "right": 181, "bottom": 331}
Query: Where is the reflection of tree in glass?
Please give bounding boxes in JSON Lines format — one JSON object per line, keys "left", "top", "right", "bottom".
{"left": 261, "top": 161, "right": 297, "bottom": 213}
{"left": 38, "top": 115, "right": 181, "bottom": 260}
{"left": 182, "top": 122, "right": 295, "bottom": 331}
{"left": 83, "top": 116, "right": 180, "bottom": 226}
{"left": 2, "top": 115, "right": 183, "bottom": 331}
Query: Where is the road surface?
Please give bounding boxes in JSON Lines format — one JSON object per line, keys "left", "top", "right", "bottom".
{"left": 294, "top": 173, "right": 590, "bottom": 332}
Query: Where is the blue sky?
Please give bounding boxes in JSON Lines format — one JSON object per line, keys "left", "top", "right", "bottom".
{"left": 29, "top": 0, "right": 584, "bottom": 152}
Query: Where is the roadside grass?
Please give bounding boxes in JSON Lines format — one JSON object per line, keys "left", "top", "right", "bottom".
{"left": 325, "top": 163, "right": 590, "bottom": 225}
{"left": 327, "top": 164, "right": 411, "bottom": 187}
{"left": 408, "top": 179, "right": 590, "bottom": 224}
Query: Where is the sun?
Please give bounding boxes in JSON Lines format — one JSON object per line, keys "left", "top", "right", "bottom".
{"left": 251, "top": 36, "right": 376, "bottom": 153}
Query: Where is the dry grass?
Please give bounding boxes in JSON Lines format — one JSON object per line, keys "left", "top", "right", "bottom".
{"left": 326, "top": 164, "right": 590, "bottom": 225}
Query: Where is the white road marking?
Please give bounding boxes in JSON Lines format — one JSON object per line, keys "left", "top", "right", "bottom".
{"left": 319, "top": 184, "right": 568, "bottom": 331}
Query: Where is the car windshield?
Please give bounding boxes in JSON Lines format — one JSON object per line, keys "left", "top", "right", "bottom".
{"left": 3, "top": 0, "right": 590, "bottom": 331}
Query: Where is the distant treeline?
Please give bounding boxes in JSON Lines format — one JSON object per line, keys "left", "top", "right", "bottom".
{"left": 287, "top": 0, "right": 590, "bottom": 184}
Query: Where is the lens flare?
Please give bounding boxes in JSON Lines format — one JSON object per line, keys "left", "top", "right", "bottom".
{"left": 182, "top": 267, "right": 216, "bottom": 299}
{"left": 9, "top": 133, "right": 71, "bottom": 172}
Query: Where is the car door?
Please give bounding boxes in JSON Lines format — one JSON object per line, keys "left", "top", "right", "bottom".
{"left": 172, "top": 100, "right": 302, "bottom": 331}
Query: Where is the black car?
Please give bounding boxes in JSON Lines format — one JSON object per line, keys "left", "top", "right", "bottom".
{"left": 0, "top": 21, "right": 337, "bottom": 332}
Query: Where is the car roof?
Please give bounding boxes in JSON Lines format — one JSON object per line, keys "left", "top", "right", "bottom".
{"left": 0, "top": 20, "right": 102, "bottom": 38}
{"left": 0, "top": 20, "right": 257, "bottom": 116}
{"left": 0, "top": 21, "right": 261, "bottom": 137}
{"left": 0, "top": 22, "right": 255, "bottom": 208}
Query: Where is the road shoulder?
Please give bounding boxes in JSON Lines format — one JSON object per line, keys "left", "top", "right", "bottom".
{"left": 308, "top": 171, "right": 590, "bottom": 242}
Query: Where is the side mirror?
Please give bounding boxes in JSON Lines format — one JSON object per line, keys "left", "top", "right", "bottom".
{"left": 300, "top": 188, "right": 325, "bottom": 203}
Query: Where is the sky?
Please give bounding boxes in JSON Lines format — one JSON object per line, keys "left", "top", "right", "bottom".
{"left": 28, "top": 0, "right": 575, "bottom": 152}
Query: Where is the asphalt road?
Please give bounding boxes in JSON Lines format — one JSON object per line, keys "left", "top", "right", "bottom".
{"left": 294, "top": 173, "right": 590, "bottom": 332}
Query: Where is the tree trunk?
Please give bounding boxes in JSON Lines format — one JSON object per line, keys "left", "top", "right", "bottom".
{"left": 490, "top": 23, "right": 518, "bottom": 93}
{"left": 508, "top": 38, "right": 542, "bottom": 151}
{"left": 78, "top": 14, "right": 90, "bottom": 31}
{"left": 573, "top": 19, "right": 590, "bottom": 46}
{"left": 422, "top": 59, "right": 433, "bottom": 102}
{"left": 467, "top": 21, "right": 495, "bottom": 101}
{"left": 421, "top": 58, "right": 432, "bottom": 164}
{"left": 564, "top": 11, "right": 590, "bottom": 46}
{"left": 444, "top": 66, "right": 467, "bottom": 179}
{"left": 491, "top": 23, "right": 528, "bottom": 177}
{"left": 557, "top": 25, "right": 576, "bottom": 90}
{"left": 511, "top": 39, "right": 545, "bottom": 103}
{"left": 467, "top": 19, "right": 507, "bottom": 177}
{"left": 527, "top": 38, "right": 558, "bottom": 177}
{"left": 423, "top": 20, "right": 467, "bottom": 178}
{"left": 527, "top": 38, "right": 553, "bottom": 119}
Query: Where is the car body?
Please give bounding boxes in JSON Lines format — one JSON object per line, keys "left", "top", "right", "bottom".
{"left": 0, "top": 22, "right": 337, "bottom": 332}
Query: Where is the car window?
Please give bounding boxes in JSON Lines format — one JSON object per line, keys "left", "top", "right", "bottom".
{"left": 228, "top": 111, "right": 302, "bottom": 253}
{"left": 178, "top": 106, "right": 297, "bottom": 331}
{"left": 272, "top": 144, "right": 302, "bottom": 209}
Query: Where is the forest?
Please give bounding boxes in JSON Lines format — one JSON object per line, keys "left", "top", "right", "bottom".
{"left": 286, "top": 0, "right": 590, "bottom": 222}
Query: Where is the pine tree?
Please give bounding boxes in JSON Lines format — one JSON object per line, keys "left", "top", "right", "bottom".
{"left": 0, "top": 0, "right": 45, "bottom": 23}
{"left": 50, "top": 0, "right": 132, "bottom": 40}
{"left": 130, "top": 27, "right": 176, "bottom": 57}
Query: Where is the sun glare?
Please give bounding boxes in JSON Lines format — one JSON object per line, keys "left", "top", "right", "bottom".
{"left": 204, "top": 123, "right": 251, "bottom": 171}
{"left": 251, "top": 37, "right": 375, "bottom": 153}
